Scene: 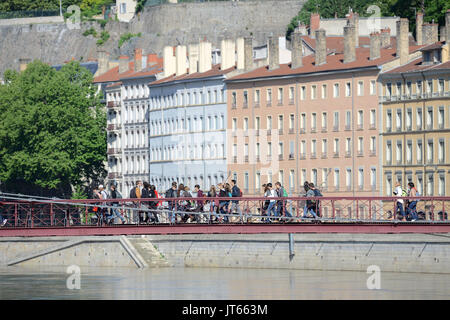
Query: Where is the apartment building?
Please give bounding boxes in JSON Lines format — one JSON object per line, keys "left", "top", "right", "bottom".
{"left": 94, "top": 50, "right": 163, "bottom": 194}
{"left": 147, "top": 40, "right": 240, "bottom": 192}
{"left": 225, "top": 18, "right": 423, "bottom": 198}
{"left": 379, "top": 15, "right": 450, "bottom": 196}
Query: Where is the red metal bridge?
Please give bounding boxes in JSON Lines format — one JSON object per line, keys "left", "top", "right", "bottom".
{"left": 0, "top": 195, "right": 449, "bottom": 237}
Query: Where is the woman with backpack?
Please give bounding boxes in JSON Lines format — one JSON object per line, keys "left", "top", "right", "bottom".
{"left": 406, "top": 182, "right": 419, "bottom": 221}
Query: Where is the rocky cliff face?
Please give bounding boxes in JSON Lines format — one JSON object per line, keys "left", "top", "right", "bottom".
{"left": 0, "top": 1, "right": 305, "bottom": 76}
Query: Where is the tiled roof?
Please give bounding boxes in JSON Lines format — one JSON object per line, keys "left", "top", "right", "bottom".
{"left": 227, "top": 46, "right": 423, "bottom": 82}
{"left": 149, "top": 64, "right": 237, "bottom": 86}
{"left": 93, "top": 54, "right": 163, "bottom": 83}
{"left": 419, "top": 41, "right": 444, "bottom": 51}
{"left": 384, "top": 57, "right": 450, "bottom": 74}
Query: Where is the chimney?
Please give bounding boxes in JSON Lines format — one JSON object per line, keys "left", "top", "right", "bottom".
{"left": 97, "top": 50, "right": 109, "bottom": 75}
{"left": 119, "top": 55, "right": 129, "bottom": 74}
{"left": 188, "top": 43, "right": 199, "bottom": 74}
{"left": 446, "top": 10, "right": 450, "bottom": 44}
{"left": 422, "top": 23, "right": 438, "bottom": 45}
{"left": 296, "top": 23, "right": 307, "bottom": 35}
{"left": 416, "top": 11, "right": 423, "bottom": 45}
{"left": 19, "top": 58, "right": 31, "bottom": 72}
{"left": 198, "top": 41, "right": 212, "bottom": 73}
{"left": 315, "top": 29, "right": 326, "bottom": 65}
{"left": 348, "top": 11, "right": 360, "bottom": 47}
{"left": 370, "top": 32, "right": 381, "bottom": 60}
{"left": 220, "top": 39, "right": 235, "bottom": 70}
{"left": 440, "top": 26, "right": 446, "bottom": 42}
{"left": 236, "top": 37, "right": 245, "bottom": 70}
{"left": 310, "top": 12, "right": 320, "bottom": 35}
{"left": 175, "top": 45, "right": 187, "bottom": 76}
{"left": 268, "top": 36, "right": 279, "bottom": 70}
{"left": 291, "top": 30, "right": 303, "bottom": 69}
{"left": 134, "top": 48, "right": 143, "bottom": 72}
{"left": 244, "top": 37, "right": 253, "bottom": 71}
{"left": 344, "top": 24, "right": 356, "bottom": 63}
{"left": 396, "top": 18, "right": 409, "bottom": 65}
{"left": 163, "top": 46, "right": 176, "bottom": 77}
{"left": 380, "top": 27, "right": 391, "bottom": 47}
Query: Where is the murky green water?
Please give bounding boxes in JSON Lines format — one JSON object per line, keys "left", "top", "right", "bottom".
{"left": 0, "top": 266, "right": 448, "bottom": 300}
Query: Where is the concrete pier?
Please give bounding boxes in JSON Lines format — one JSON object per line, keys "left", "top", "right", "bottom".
{"left": 1, "top": 233, "right": 449, "bottom": 274}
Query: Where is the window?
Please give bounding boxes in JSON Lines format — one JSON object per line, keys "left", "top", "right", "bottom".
{"left": 322, "top": 112, "right": 327, "bottom": 131}
{"left": 311, "top": 169, "right": 317, "bottom": 186}
{"left": 256, "top": 172, "right": 261, "bottom": 191}
{"left": 266, "top": 88, "right": 272, "bottom": 105}
{"left": 256, "top": 143, "right": 260, "bottom": 158}
{"left": 231, "top": 92, "right": 237, "bottom": 108}
{"left": 346, "top": 168, "right": 352, "bottom": 190}
{"left": 289, "top": 170, "right": 295, "bottom": 192}
{"left": 289, "top": 141, "right": 295, "bottom": 159}
{"left": 321, "top": 84, "right": 327, "bottom": 99}
{"left": 300, "top": 140, "right": 306, "bottom": 158}
{"left": 370, "top": 80, "right": 376, "bottom": 95}
{"left": 357, "top": 81, "right": 364, "bottom": 96}
{"left": 438, "top": 139, "right": 445, "bottom": 163}
{"left": 278, "top": 88, "right": 283, "bottom": 104}
{"left": 345, "top": 82, "right": 351, "bottom": 97}
{"left": 333, "top": 83, "right": 339, "bottom": 97}
{"left": 243, "top": 90, "right": 248, "bottom": 108}
{"left": 334, "top": 169, "right": 340, "bottom": 190}
{"left": 300, "top": 113, "right": 306, "bottom": 132}
{"left": 406, "top": 108, "right": 412, "bottom": 130}
{"left": 386, "top": 141, "right": 392, "bottom": 164}
{"left": 254, "top": 89, "right": 260, "bottom": 105}
{"left": 267, "top": 116, "right": 272, "bottom": 130}
{"left": 386, "top": 109, "right": 392, "bottom": 132}
{"left": 396, "top": 109, "right": 402, "bottom": 131}
{"left": 386, "top": 83, "right": 392, "bottom": 98}
{"left": 406, "top": 140, "right": 412, "bottom": 164}
{"left": 301, "top": 169, "right": 306, "bottom": 186}
{"left": 345, "top": 111, "right": 351, "bottom": 130}
{"left": 311, "top": 113, "right": 317, "bottom": 132}
{"left": 357, "top": 110, "right": 363, "bottom": 129}
{"left": 311, "top": 139, "right": 316, "bottom": 158}
{"left": 311, "top": 85, "right": 317, "bottom": 99}
{"left": 333, "top": 112, "right": 339, "bottom": 131}
{"left": 438, "top": 79, "right": 444, "bottom": 95}
{"left": 278, "top": 115, "right": 284, "bottom": 133}
{"left": 243, "top": 117, "right": 249, "bottom": 132}
{"left": 346, "top": 138, "right": 351, "bottom": 156}
{"left": 427, "top": 139, "right": 434, "bottom": 164}
{"left": 438, "top": 106, "right": 444, "bottom": 129}
{"left": 438, "top": 175, "right": 445, "bottom": 196}
{"left": 386, "top": 175, "right": 392, "bottom": 196}
{"left": 289, "top": 114, "right": 294, "bottom": 131}
{"left": 322, "top": 168, "right": 328, "bottom": 190}
{"left": 268, "top": 142, "right": 272, "bottom": 157}
{"left": 417, "top": 139, "right": 423, "bottom": 164}
{"left": 358, "top": 137, "right": 363, "bottom": 155}
{"left": 427, "top": 174, "right": 434, "bottom": 196}
{"left": 370, "top": 136, "right": 376, "bottom": 155}
{"left": 301, "top": 86, "right": 306, "bottom": 100}
{"left": 406, "top": 81, "right": 411, "bottom": 97}
{"left": 396, "top": 141, "right": 402, "bottom": 164}
{"left": 279, "top": 170, "right": 284, "bottom": 187}
{"left": 370, "top": 109, "right": 376, "bottom": 128}
{"left": 289, "top": 87, "right": 294, "bottom": 103}
{"left": 427, "top": 107, "right": 433, "bottom": 129}
{"left": 120, "top": 3, "right": 126, "bottom": 14}
{"left": 427, "top": 80, "right": 433, "bottom": 95}
{"left": 370, "top": 168, "right": 376, "bottom": 190}
{"left": 322, "top": 139, "right": 327, "bottom": 157}
{"left": 358, "top": 168, "right": 364, "bottom": 190}
{"left": 396, "top": 82, "right": 402, "bottom": 98}
{"left": 334, "top": 138, "right": 339, "bottom": 156}
{"left": 417, "top": 81, "right": 422, "bottom": 97}
{"left": 255, "top": 116, "right": 261, "bottom": 130}
{"left": 278, "top": 142, "right": 284, "bottom": 159}
{"left": 417, "top": 108, "right": 423, "bottom": 130}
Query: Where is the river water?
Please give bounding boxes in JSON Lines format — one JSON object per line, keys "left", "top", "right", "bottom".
{"left": 0, "top": 266, "right": 449, "bottom": 300}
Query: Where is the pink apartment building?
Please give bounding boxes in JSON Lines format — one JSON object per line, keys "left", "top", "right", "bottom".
{"left": 225, "top": 19, "right": 423, "bottom": 198}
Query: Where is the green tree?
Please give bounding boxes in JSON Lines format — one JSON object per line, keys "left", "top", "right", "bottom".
{"left": 0, "top": 60, "right": 107, "bottom": 197}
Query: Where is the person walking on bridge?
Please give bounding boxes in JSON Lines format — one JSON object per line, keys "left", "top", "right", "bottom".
{"left": 165, "top": 182, "right": 178, "bottom": 224}
{"left": 108, "top": 184, "right": 126, "bottom": 225}
{"left": 230, "top": 179, "right": 243, "bottom": 223}
{"left": 129, "top": 180, "right": 143, "bottom": 224}
{"left": 0, "top": 204, "right": 7, "bottom": 227}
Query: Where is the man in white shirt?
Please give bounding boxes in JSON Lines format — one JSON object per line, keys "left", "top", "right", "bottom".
{"left": 393, "top": 181, "right": 405, "bottom": 220}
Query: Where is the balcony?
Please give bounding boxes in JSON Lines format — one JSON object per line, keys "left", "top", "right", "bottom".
{"left": 289, "top": 99, "right": 294, "bottom": 105}
{"left": 107, "top": 123, "right": 121, "bottom": 131}
{"left": 299, "top": 128, "right": 306, "bottom": 134}
{"left": 369, "top": 123, "right": 376, "bottom": 130}
{"left": 255, "top": 129, "right": 260, "bottom": 136}
{"left": 369, "top": 150, "right": 376, "bottom": 156}
{"left": 311, "top": 127, "right": 317, "bottom": 133}
{"left": 278, "top": 154, "right": 284, "bottom": 161}
{"left": 254, "top": 102, "right": 260, "bottom": 108}
{"left": 289, "top": 153, "right": 294, "bottom": 160}
{"left": 345, "top": 124, "right": 351, "bottom": 131}
{"left": 289, "top": 128, "right": 295, "bottom": 134}
{"left": 300, "top": 153, "right": 306, "bottom": 160}
{"left": 107, "top": 101, "right": 119, "bottom": 109}
{"left": 311, "top": 152, "right": 316, "bottom": 159}
{"left": 107, "top": 148, "right": 122, "bottom": 155}
{"left": 333, "top": 152, "right": 339, "bottom": 158}
{"left": 321, "top": 152, "right": 327, "bottom": 159}
{"left": 277, "top": 99, "right": 283, "bottom": 106}
{"left": 357, "top": 124, "right": 363, "bottom": 130}
{"left": 333, "top": 125, "right": 339, "bottom": 132}
{"left": 244, "top": 155, "right": 249, "bottom": 163}
{"left": 267, "top": 155, "right": 272, "bottom": 162}
{"left": 321, "top": 126, "right": 327, "bottom": 133}
{"left": 233, "top": 156, "right": 237, "bottom": 163}
{"left": 345, "top": 151, "right": 351, "bottom": 158}
{"left": 108, "top": 172, "right": 121, "bottom": 179}
{"left": 266, "top": 101, "right": 272, "bottom": 107}
{"left": 357, "top": 150, "right": 363, "bottom": 157}
{"left": 231, "top": 103, "right": 237, "bottom": 109}
{"left": 243, "top": 102, "right": 248, "bottom": 109}
{"left": 267, "top": 129, "right": 272, "bottom": 136}
{"left": 278, "top": 129, "right": 283, "bottom": 135}
{"left": 256, "top": 156, "right": 260, "bottom": 162}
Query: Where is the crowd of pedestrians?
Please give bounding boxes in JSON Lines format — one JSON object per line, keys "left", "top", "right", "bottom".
{"left": 393, "top": 181, "right": 419, "bottom": 221}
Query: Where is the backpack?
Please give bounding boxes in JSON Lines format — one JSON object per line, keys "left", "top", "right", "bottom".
{"left": 282, "top": 188, "right": 288, "bottom": 197}
{"left": 313, "top": 189, "right": 323, "bottom": 197}
{"left": 401, "top": 188, "right": 408, "bottom": 197}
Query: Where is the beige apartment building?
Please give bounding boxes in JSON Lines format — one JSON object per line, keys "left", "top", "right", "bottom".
{"left": 379, "top": 42, "right": 450, "bottom": 197}
{"left": 225, "top": 18, "right": 423, "bottom": 198}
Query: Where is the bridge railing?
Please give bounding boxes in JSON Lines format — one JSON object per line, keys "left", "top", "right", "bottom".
{"left": 0, "top": 196, "right": 449, "bottom": 228}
